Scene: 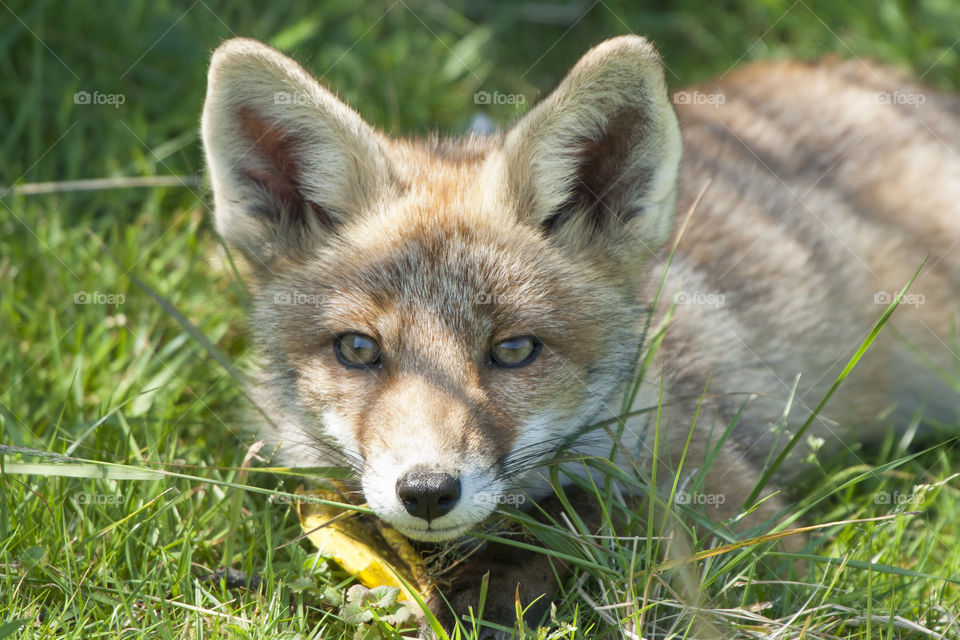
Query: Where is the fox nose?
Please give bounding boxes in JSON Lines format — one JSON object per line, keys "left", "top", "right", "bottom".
{"left": 396, "top": 472, "right": 461, "bottom": 521}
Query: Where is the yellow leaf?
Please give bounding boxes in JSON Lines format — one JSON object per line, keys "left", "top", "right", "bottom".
{"left": 296, "top": 486, "right": 430, "bottom": 603}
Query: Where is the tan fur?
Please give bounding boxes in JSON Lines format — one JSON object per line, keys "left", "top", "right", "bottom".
{"left": 652, "top": 58, "right": 960, "bottom": 501}
{"left": 202, "top": 36, "right": 959, "bottom": 636}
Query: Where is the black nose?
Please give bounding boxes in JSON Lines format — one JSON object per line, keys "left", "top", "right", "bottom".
{"left": 396, "top": 472, "right": 461, "bottom": 521}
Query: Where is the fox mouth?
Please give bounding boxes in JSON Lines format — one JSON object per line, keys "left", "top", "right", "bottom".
{"left": 392, "top": 521, "right": 474, "bottom": 542}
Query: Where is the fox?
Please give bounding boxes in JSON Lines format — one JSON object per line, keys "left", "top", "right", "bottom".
{"left": 201, "top": 35, "right": 960, "bottom": 636}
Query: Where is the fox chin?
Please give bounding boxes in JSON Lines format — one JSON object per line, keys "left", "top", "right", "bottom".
{"left": 202, "top": 33, "right": 959, "bottom": 636}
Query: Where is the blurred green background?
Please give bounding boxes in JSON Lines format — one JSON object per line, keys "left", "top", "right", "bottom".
{"left": 3, "top": 0, "right": 959, "bottom": 190}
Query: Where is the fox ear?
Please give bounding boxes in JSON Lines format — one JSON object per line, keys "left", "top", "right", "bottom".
{"left": 202, "top": 38, "right": 395, "bottom": 271}
{"left": 489, "top": 36, "right": 682, "bottom": 259}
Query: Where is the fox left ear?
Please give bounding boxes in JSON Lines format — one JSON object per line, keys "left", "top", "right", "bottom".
{"left": 487, "top": 36, "right": 682, "bottom": 259}
{"left": 201, "top": 38, "right": 396, "bottom": 274}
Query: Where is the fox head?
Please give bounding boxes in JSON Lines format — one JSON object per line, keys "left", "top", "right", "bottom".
{"left": 202, "top": 36, "right": 681, "bottom": 541}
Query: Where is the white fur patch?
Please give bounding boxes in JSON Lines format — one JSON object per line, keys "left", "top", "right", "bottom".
{"left": 321, "top": 408, "right": 361, "bottom": 459}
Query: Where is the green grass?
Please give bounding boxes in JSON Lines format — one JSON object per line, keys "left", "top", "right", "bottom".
{"left": 2, "top": 1, "right": 959, "bottom": 638}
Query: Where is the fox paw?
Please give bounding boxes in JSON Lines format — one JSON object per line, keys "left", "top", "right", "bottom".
{"left": 419, "top": 545, "right": 557, "bottom": 639}
{"left": 423, "top": 588, "right": 551, "bottom": 640}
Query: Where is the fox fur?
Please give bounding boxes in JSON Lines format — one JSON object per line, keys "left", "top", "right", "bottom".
{"left": 202, "top": 35, "right": 959, "bottom": 636}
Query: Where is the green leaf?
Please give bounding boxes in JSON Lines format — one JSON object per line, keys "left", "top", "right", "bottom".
{"left": 288, "top": 576, "right": 315, "bottom": 594}
{"left": 0, "top": 619, "right": 30, "bottom": 639}
{"left": 369, "top": 584, "right": 399, "bottom": 609}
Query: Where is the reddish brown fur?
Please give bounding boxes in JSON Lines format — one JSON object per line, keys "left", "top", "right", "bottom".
{"left": 203, "top": 37, "right": 959, "bottom": 638}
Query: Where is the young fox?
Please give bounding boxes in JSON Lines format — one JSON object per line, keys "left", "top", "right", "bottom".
{"left": 202, "top": 35, "right": 959, "bottom": 634}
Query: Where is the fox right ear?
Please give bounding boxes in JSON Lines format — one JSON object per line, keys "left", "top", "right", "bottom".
{"left": 202, "top": 38, "right": 396, "bottom": 272}
{"left": 486, "top": 36, "right": 682, "bottom": 265}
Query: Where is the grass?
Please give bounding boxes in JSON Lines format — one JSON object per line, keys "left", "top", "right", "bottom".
{"left": 2, "top": 0, "right": 959, "bottom": 638}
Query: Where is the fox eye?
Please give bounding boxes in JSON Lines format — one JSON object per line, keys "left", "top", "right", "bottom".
{"left": 334, "top": 333, "right": 382, "bottom": 368}
{"left": 490, "top": 336, "right": 542, "bottom": 368}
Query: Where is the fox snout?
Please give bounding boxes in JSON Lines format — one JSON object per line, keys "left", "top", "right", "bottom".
{"left": 363, "top": 463, "right": 501, "bottom": 542}
{"left": 395, "top": 470, "right": 461, "bottom": 521}
{"left": 356, "top": 376, "right": 508, "bottom": 541}
{"left": 364, "top": 456, "right": 499, "bottom": 542}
